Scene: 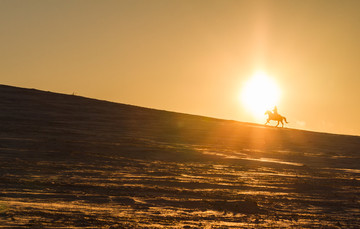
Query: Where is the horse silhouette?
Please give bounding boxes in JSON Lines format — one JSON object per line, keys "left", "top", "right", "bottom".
{"left": 265, "top": 110, "right": 288, "bottom": 127}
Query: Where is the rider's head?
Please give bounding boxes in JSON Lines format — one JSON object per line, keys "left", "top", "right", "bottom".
{"left": 273, "top": 106, "right": 278, "bottom": 113}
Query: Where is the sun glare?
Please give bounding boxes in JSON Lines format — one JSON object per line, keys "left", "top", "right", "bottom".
{"left": 241, "top": 71, "right": 280, "bottom": 119}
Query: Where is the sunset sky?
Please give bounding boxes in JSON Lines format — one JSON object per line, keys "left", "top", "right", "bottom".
{"left": 1, "top": 0, "right": 360, "bottom": 136}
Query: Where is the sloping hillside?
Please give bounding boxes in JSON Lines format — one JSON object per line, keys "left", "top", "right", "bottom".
{"left": 0, "top": 84, "right": 359, "bottom": 228}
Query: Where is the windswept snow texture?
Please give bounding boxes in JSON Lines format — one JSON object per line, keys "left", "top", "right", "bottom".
{"left": 0, "top": 85, "right": 359, "bottom": 228}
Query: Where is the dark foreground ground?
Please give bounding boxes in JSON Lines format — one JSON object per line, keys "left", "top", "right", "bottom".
{"left": 0, "top": 85, "right": 359, "bottom": 228}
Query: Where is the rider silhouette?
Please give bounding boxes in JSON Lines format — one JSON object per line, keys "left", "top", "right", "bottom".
{"left": 273, "top": 106, "right": 279, "bottom": 117}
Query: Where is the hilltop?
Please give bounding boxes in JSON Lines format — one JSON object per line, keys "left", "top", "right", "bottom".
{"left": 0, "top": 84, "right": 359, "bottom": 228}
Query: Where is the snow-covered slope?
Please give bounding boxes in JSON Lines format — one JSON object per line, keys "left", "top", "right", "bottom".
{"left": 0, "top": 84, "right": 359, "bottom": 227}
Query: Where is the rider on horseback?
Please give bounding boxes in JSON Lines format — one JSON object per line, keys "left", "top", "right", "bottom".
{"left": 265, "top": 106, "right": 288, "bottom": 127}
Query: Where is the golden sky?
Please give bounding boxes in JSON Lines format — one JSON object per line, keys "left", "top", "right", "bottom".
{"left": 1, "top": 0, "right": 360, "bottom": 135}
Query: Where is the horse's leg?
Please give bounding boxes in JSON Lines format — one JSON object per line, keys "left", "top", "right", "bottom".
{"left": 281, "top": 120, "right": 284, "bottom": 127}
{"left": 276, "top": 121, "right": 279, "bottom": 127}
{"left": 265, "top": 119, "right": 269, "bottom": 125}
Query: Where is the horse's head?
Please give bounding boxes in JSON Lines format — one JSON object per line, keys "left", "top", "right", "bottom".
{"left": 264, "top": 110, "right": 271, "bottom": 115}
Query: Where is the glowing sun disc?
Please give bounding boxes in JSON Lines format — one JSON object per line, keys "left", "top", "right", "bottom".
{"left": 241, "top": 71, "right": 280, "bottom": 118}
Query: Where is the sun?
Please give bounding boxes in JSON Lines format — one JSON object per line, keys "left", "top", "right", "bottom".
{"left": 241, "top": 71, "right": 280, "bottom": 119}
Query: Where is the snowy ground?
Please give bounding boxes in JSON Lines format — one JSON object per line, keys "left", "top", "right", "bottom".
{"left": 0, "top": 85, "right": 359, "bottom": 228}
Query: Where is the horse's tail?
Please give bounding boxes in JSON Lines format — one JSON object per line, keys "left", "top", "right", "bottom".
{"left": 283, "top": 116, "right": 288, "bottom": 123}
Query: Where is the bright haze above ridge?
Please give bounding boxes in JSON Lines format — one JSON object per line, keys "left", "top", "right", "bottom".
{"left": 1, "top": 0, "right": 360, "bottom": 136}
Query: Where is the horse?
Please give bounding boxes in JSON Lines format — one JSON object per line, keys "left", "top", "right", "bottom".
{"left": 264, "top": 110, "right": 288, "bottom": 127}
